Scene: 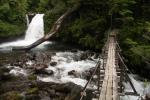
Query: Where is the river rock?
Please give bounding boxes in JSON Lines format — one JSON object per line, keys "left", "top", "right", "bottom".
{"left": 35, "top": 69, "right": 54, "bottom": 75}
{"left": 82, "top": 71, "right": 91, "bottom": 80}
{"left": 41, "top": 96, "right": 51, "bottom": 100}
{"left": 80, "top": 53, "right": 89, "bottom": 60}
{"left": 26, "top": 53, "right": 36, "bottom": 61}
{"left": 1, "top": 73, "right": 12, "bottom": 81}
{"left": 68, "top": 70, "right": 76, "bottom": 75}
{"left": 64, "top": 82, "right": 94, "bottom": 100}
{"left": 34, "top": 66, "right": 46, "bottom": 75}
{"left": 82, "top": 67, "right": 96, "bottom": 80}
{"left": 47, "top": 89, "right": 55, "bottom": 97}
{"left": 25, "top": 94, "right": 40, "bottom": 100}
{"left": 50, "top": 62, "right": 57, "bottom": 66}
{"left": 68, "top": 70, "right": 80, "bottom": 77}
{"left": 80, "top": 51, "right": 95, "bottom": 60}
{"left": 71, "top": 49, "right": 78, "bottom": 52}
{"left": 146, "top": 93, "right": 150, "bottom": 100}
{"left": 34, "top": 52, "right": 51, "bottom": 64}
{"left": 0, "top": 91, "right": 23, "bottom": 100}
{"left": 0, "top": 67, "right": 11, "bottom": 81}
{"left": 44, "top": 70, "right": 54, "bottom": 75}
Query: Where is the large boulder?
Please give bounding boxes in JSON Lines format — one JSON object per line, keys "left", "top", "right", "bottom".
{"left": 64, "top": 82, "right": 94, "bottom": 100}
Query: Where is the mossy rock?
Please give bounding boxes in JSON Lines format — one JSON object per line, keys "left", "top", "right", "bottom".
{"left": 0, "top": 91, "right": 23, "bottom": 100}
{"left": 26, "top": 87, "right": 39, "bottom": 95}
{"left": 27, "top": 74, "right": 37, "bottom": 80}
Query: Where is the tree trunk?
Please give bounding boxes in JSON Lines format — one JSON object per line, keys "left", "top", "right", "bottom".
{"left": 13, "top": 5, "right": 80, "bottom": 51}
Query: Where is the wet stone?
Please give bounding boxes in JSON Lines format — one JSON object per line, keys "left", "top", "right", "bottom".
{"left": 35, "top": 69, "right": 54, "bottom": 75}
{"left": 70, "top": 49, "right": 78, "bottom": 52}
{"left": 68, "top": 70, "right": 76, "bottom": 75}
{"left": 41, "top": 96, "right": 51, "bottom": 100}
{"left": 68, "top": 70, "right": 79, "bottom": 77}
{"left": 47, "top": 89, "right": 55, "bottom": 97}
{"left": 80, "top": 51, "right": 95, "bottom": 60}
{"left": 50, "top": 62, "right": 57, "bottom": 66}
{"left": 34, "top": 64, "right": 48, "bottom": 70}
{"left": 1, "top": 72, "right": 12, "bottom": 81}
{"left": 146, "top": 93, "right": 150, "bottom": 100}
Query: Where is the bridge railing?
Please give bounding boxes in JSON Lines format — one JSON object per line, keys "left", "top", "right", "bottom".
{"left": 116, "top": 39, "right": 139, "bottom": 96}
{"left": 80, "top": 30, "right": 139, "bottom": 100}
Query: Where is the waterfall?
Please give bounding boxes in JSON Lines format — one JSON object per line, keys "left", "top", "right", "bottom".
{"left": 25, "top": 14, "right": 44, "bottom": 41}
{"left": 26, "top": 14, "right": 29, "bottom": 27}
{"left": 0, "top": 13, "right": 51, "bottom": 49}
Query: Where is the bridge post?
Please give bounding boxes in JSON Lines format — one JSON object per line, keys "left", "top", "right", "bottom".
{"left": 97, "top": 61, "right": 101, "bottom": 91}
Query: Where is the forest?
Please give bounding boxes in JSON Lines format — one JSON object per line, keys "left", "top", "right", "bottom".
{"left": 0, "top": 0, "right": 150, "bottom": 100}
{"left": 0, "top": 0, "right": 150, "bottom": 81}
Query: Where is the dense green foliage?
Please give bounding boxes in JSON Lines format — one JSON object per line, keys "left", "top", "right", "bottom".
{"left": 0, "top": 0, "right": 27, "bottom": 37}
{"left": 0, "top": 0, "right": 149, "bottom": 77}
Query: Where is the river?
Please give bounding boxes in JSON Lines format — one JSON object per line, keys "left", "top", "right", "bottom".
{"left": 0, "top": 14, "right": 149, "bottom": 100}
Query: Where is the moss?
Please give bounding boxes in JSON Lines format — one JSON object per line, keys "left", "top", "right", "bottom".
{"left": 27, "top": 74, "right": 37, "bottom": 80}
{"left": 0, "top": 21, "right": 25, "bottom": 38}
{"left": 1, "top": 91, "right": 23, "bottom": 100}
{"left": 26, "top": 87, "right": 39, "bottom": 95}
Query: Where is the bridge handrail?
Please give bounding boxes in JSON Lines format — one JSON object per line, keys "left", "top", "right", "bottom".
{"left": 80, "top": 58, "right": 101, "bottom": 100}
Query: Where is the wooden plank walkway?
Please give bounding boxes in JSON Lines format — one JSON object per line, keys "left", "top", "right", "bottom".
{"left": 99, "top": 34, "right": 118, "bottom": 100}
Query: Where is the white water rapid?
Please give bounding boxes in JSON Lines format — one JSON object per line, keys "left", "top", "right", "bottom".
{"left": 8, "top": 51, "right": 99, "bottom": 88}
{"left": 0, "top": 14, "right": 50, "bottom": 50}
{"left": 121, "top": 74, "right": 150, "bottom": 100}
{"left": 38, "top": 51, "right": 99, "bottom": 88}
{"left": 7, "top": 50, "right": 150, "bottom": 99}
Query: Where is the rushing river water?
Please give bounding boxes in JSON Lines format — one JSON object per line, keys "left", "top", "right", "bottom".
{"left": 0, "top": 14, "right": 149, "bottom": 100}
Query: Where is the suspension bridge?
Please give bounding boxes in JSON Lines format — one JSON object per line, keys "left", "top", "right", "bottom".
{"left": 80, "top": 30, "right": 139, "bottom": 100}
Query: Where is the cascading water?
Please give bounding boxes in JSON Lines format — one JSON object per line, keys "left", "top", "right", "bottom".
{"left": 0, "top": 14, "right": 49, "bottom": 49}
{"left": 25, "top": 14, "right": 29, "bottom": 27}
{"left": 25, "top": 14, "right": 44, "bottom": 41}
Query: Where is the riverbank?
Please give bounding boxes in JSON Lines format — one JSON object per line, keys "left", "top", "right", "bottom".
{"left": 0, "top": 45, "right": 100, "bottom": 100}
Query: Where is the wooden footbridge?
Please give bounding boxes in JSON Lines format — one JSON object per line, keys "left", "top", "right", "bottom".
{"left": 80, "top": 30, "right": 139, "bottom": 100}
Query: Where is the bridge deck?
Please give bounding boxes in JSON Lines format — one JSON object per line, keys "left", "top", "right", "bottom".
{"left": 99, "top": 36, "right": 118, "bottom": 100}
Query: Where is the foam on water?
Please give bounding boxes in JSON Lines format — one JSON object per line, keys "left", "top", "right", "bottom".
{"left": 38, "top": 51, "right": 98, "bottom": 87}
{"left": 8, "top": 66, "right": 27, "bottom": 76}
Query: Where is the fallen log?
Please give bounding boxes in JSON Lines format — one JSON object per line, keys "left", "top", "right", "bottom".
{"left": 13, "top": 4, "right": 80, "bottom": 51}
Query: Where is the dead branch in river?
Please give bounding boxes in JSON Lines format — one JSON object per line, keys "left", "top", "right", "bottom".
{"left": 13, "top": 5, "right": 80, "bottom": 51}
